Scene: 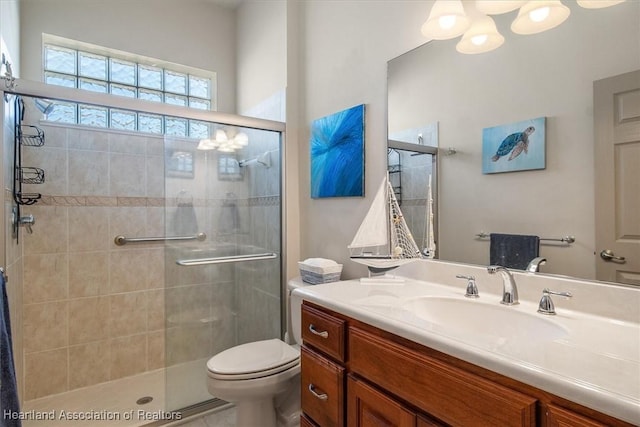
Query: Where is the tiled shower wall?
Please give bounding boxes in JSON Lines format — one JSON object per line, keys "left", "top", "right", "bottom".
{"left": 19, "top": 124, "right": 169, "bottom": 400}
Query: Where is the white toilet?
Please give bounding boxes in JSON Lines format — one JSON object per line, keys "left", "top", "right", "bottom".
{"left": 206, "top": 278, "right": 306, "bottom": 427}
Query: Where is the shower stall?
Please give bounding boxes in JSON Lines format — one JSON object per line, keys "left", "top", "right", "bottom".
{"left": 1, "top": 79, "right": 285, "bottom": 426}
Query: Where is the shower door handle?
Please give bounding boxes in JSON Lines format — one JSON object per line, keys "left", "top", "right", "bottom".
{"left": 176, "top": 252, "right": 278, "bottom": 266}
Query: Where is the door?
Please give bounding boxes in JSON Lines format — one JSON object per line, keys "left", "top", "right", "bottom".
{"left": 594, "top": 70, "right": 640, "bottom": 285}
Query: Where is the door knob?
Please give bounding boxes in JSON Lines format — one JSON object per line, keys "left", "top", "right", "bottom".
{"left": 600, "top": 249, "right": 626, "bottom": 263}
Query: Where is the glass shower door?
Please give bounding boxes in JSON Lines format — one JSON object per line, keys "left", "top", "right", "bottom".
{"left": 163, "top": 122, "right": 282, "bottom": 412}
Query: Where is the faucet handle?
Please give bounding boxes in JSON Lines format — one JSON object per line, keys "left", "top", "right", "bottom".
{"left": 537, "top": 288, "right": 572, "bottom": 315}
{"left": 456, "top": 275, "right": 479, "bottom": 298}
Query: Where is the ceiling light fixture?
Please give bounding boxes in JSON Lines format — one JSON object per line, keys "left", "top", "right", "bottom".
{"left": 456, "top": 14, "right": 505, "bottom": 54}
{"left": 511, "top": 1, "right": 571, "bottom": 35}
{"left": 421, "top": 0, "right": 471, "bottom": 40}
{"left": 423, "top": 0, "right": 626, "bottom": 55}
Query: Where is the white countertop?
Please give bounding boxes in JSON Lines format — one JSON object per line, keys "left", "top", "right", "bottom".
{"left": 293, "top": 275, "right": 640, "bottom": 424}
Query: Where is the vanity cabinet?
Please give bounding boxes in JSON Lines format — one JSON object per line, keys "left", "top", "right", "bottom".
{"left": 300, "top": 301, "right": 634, "bottom": 427}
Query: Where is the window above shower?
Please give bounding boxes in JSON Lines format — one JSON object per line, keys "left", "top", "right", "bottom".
{"left": 40, "top": 34, "right": 217, "bottom": 138}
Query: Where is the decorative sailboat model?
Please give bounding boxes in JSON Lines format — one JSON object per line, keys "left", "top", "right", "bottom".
{"left": 348, "top": 173, "right": 423, "bottom": 275}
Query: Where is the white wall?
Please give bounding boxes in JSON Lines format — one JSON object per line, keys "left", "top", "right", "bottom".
{"left": 236, "top": 0, "right": 286, "bottom": 114}
{"left": 19, "top": 0, "right": 237, "bottom": 113}
{"left": 297, "top": 1, "right": 431, "bottom": 279}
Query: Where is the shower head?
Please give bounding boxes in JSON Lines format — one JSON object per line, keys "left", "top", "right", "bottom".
{"left": 34, "top": 98, "right": 54, "bottom": 114}
{"left": 239, "top": 151, "right": 271, "bottom": 168}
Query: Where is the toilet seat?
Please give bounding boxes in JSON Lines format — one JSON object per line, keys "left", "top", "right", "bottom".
{"left": 207, "top": 338, "right": 300, "bottom": 380}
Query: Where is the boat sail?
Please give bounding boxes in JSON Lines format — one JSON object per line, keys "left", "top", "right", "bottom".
{"left": 348, "top": 174, "right": 423, "bottom": 272}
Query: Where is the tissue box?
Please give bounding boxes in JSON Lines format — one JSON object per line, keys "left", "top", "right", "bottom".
{"left": 298, "top": 261, "right": 343, "bottom": 284}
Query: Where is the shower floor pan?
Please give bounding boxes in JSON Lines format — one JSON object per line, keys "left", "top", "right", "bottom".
{"left": 21, "top": 358, "right": 213, "bottom": 427}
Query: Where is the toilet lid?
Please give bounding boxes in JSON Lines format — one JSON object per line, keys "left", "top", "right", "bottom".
{"left": 207, "top": 339, "right": 300, "bottom": 379}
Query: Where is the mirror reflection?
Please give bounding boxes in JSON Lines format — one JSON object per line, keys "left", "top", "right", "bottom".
{"left": 387, "top": 1, "right": 640, "bottom": 285}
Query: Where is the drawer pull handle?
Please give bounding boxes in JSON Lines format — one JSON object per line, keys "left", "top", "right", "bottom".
{"left": 308, "top": 384, "right": 328, "bottom": 400}
{"left": 308, "top": 324, "right": 329, "bottom": 338}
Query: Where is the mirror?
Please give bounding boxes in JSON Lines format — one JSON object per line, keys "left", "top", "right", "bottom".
{"left": 387, "top": 1, "right": 639, "bottom": 284}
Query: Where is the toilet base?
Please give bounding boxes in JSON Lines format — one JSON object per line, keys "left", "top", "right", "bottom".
{"left": 236, "top": 398, "right": 276, "bottom": 427}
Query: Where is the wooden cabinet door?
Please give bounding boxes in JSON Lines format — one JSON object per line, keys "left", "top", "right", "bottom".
{"left": 546, "top": 404, "right": 612, "bottom": 427}
{"left": 348, "top": 375, "right": 416, "bottom": 427}
{"left": 301, "top": 346, "right": 345, "bottom": 427}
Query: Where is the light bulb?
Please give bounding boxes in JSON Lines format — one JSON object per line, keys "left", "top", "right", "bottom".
{"left": 471, "top": 34, "right": 488, "bottom": 45}
{"left": 439, "top": 15, "right": 457, "bottom": 29}
{"left": 529, "top": 6, "right": 550, "bottom": 22}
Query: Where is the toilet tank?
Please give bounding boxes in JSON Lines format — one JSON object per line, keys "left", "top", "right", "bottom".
{"left": 286, "top": 278, "right": 307, "bottom": 345}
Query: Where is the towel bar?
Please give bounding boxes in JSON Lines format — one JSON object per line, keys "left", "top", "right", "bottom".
{"left": 114, "top": 232, "right": 206, "bottom": 246}
{"left": 475, "top": 232, "right": 575, "bottom": 244}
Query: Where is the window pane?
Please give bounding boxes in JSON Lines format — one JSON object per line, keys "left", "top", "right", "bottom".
{"left": 110, "top": 109, "right": 136, "bottom": 130}
{"left": 139, "top": 113, "right": 163, "bottom": 134}
{"left": 189, "top": 75, "right": 210, "bottom": 98}
{"left": 139, "top": 89, "right": 162, "bottom": 102}
{"left": 165, "top": 117, "right": 187, "bottom": 137}
{"left": 165, "top": 70, "right": 187, "bottom": 94}
{"left": 189, "top": 98, "right": 210, "bottom": 110}
{"left": 45, "top": 72, "right": 76, "bottom": 88}
{"left": 79, "top": 104, "right": 108, "bottom": 127}
{"left": 110, "top": 58, "right": 136, "bottom": 85}
{"left": 138, "top": 65, "right": 162, "bottom": 90}
{"left": 79, "top": 78, "right": 108, "bottom": 93}
{"left": 44, "top": 45, "right": 76, "bottom": 74}
{"left": 110, "top": 83, "right": 136, "bottom": 98}
{"left": 165, "top": 93, "right": 187, "bottom": 107}
{"left": 46, "top": 101, "right": 76, "bottom": 124}
{"left": 189, "top": 120, "right": 209, "bottom": 139}
{"left": 79, "top": 52, "right": 107, "bottom": 80}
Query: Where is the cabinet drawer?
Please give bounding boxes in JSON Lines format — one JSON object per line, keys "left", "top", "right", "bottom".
{"left": 301, "top": 346, "right": 345, "bottom": 427}
{"left": 349, "top": 326, "right": 537, "bottom": 427}
{"left": 546, "top": 404, "right": 611, "bottom": 427}
{"left": 302, "top": 303, "right": 346, "bottom": 362}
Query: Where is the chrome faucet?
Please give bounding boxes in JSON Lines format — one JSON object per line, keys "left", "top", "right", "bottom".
{"left": 526, "top": 257, "right": 547, "bottom": 273}
{"left": 455, "top": 274, "right": 479, "bottom": 298}
{"left": 487, "top": 265, "right": 519, "bottom": 305}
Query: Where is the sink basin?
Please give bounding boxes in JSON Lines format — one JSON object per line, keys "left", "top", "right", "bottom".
{"left": 401, "top": 297, "right": 568, "bottom": 350}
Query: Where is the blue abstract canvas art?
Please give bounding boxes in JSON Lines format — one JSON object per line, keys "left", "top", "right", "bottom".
{"left": 482, "top": 117, "right": 546, "bottom": 174}
{"left": 310, "top": 104, "right": 365, "bottom": 198}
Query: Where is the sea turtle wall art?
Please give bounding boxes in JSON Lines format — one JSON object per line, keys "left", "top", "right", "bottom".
{"left": 482, "top": 117, "right": 546, "bottom": 174}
